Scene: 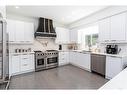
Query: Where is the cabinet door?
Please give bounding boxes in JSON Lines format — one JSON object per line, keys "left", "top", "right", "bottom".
{"left": 7, "top": 19, "right": 16, "bottom": 42}
{"left": 99, "top": 18, "right": 110, "bottom": 42}
{"left": 20, "top": 54, "right": 30, "bottom": 72}
{"left": 24, "top": 22, "right": 34, "bottom": 43}
{"left": 110, "top": 13, "right": 126, "bottom": 41}
{"left": 77, "top": 53, "right": 91, "bottom": 71}
{"left": 15, "top": 21, "right": 25, "bottom": 42}
{"left": 29, "top": 54, "right": 34, "bottom": 70}
{"left": 11, "top": 55, "right": 20, "bottom": 74}
{"left": 69, "top": 52, "right": 76, "bottom": 64}
{"left": 106, "top": 56, "right": 123, "bottom": 79}
{"left": 55, "top": 27, "right": 69, "bottom": 44}
{"left": 59, "top": 52, "right": 69, "bottom": 66}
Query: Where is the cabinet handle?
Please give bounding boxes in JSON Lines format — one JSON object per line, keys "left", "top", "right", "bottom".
{"left": 13, "top": 54, "right": 19, "bottom": 56}
{"left": 22, "top": 54, "right": 27, "bottom": 55}
{"left": 23, "top": 58, "right": 28, "bottom": 59}
{"left": 111, "top": 40, "right": 116, "bottom": 41}
{"left": 23, "top": 64, "right": 28, "bottom": 66}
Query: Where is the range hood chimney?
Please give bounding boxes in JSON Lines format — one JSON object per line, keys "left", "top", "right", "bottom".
{"left": 35, "top": 17, "right": 56, "bottom": 38}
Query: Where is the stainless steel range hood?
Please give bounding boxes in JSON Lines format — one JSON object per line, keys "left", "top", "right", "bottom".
{"left": 35, "top": 17, "right": 56, "bottom": 38}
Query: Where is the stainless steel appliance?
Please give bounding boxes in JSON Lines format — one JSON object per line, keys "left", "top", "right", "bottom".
{"left": 34, "top": 50, "right": 58, "bottom": 71}
{"left": 106, "top": 45, "right": 118, "bottom": 54}
{"left": 35, "top": 17, "right": 56, "bottom": 38}
{"left": 0, "top": 14, "right": 9, "bottom": 88}
{"left": 91, "top": 54, "right": 106, "bottom": 77}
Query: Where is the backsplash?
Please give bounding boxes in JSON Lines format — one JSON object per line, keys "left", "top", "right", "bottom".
{"left": 99, "top": 44, "right": 127, "bottom": 55}
{"left": 9, "top": 39, "right": 70, "bottom": 53}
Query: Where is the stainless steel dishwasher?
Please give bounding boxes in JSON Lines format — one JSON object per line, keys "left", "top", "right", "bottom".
{"left": 91, "top": 54, "right": 106, "bottom": 76}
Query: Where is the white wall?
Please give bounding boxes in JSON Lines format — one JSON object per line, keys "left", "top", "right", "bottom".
{"left": 6, "top": 13, "right": 68, "bottom": 52}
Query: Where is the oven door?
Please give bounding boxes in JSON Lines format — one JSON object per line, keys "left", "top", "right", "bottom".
{"left": 35, "top": 57, "right": 46, "bottom": 69}
{"left": 46, "top": 56, "right": 58, "bottom": 66}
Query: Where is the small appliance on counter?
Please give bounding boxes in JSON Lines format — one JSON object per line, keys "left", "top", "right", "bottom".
{"left": 106, "top": 45, "right": 118, "bottom": 54}
{"left": 59, "top": 45, "right": 62, "bottom": 50}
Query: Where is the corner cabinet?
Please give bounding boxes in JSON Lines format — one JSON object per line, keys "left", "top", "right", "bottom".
{"left": 99, "top": 12, "right": 127, "bottom": 43}
{"left": 9, "top": 53, "right": 35, "bottom": 76}
{"left": 7, "top": 19, "right": 34, "bottom": 44}
{"left": 55, "top": 27, "right": 70, "bottom": 44}
{"left": 70, "top": 29, "right": 81, "bottom": 44}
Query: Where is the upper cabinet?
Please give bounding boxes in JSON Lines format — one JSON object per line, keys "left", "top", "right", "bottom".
{"left": 70, "top": 29, "right": 81, "bottom": 44}
{"left": 55, "top": 27, "right": 70, "bottom": 44}
{"left": 99, "top": 12, "right": 127, "bottom": 43}
{"left": 99, "top": 18, "right": 110, "bottom": 42}
{"left": 7, "top": 19, "right": 34, "bottom": 44}
{"left": 110, "top": 13, "right": 126, "bottom": 41}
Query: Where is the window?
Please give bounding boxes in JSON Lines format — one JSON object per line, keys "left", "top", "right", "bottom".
{"left": 78, "top": 25, "right": 99, "bottom": 49}
{"left": 85, "top": 34, "right": 98, "bottom": 47}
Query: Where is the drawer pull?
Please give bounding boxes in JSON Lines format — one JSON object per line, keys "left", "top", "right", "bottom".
{"left": 23, "top": 58, "right": 28, "bottom": 59}
{"left": 23, "top": 64, "right": 28, "bottom": 66}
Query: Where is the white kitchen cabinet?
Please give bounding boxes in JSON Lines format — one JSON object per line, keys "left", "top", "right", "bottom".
{"left": 7, "top": 19, "right": 16, "bottom": 42}
{"left": 24, "top": 22, "right": 34, "bottom": 43}
{"left": 55, "top": 27, "right": 70, "bottom": 44}
{"left": 20, "top": 54, "right": 31, "bottom": 72}
{"left": 70, "top": 29, "right": 81, "bottom": 44}
{"left": 77, "top": 52, "right": 91, "bottom": 71}
{"left": 15, "top": 20, "right": 25, "bottom": 42}
{"left": 69, "top": 51, "right": 77, "bottom": 64}
{"left": 99, "top": 12, "right": 127, "bottom": 43}
{"left": 9, "top": 53, "right": 35, "bottom": 76}
{"left": 29, "top": 54, "right": 35, "bottom": 69}
{"left": 7, "top": 19, "right": 34, "bottom": 44}
{"left": 69, "top": 51, "right": 91, "bottom": 72}
{"left": 110, "top": 13, "right": 126, "bottom": 41}
{"left": 106, "top": 56, "right": 123, "bottom": 79}
{"left": 11, "top": 54, "right": 20, "bottom": 74}
{"left": 59, "top": 51, "right": 69, "bottom": 66}
{"left": 99, "top": 18, "right": 110, "bottom": 42}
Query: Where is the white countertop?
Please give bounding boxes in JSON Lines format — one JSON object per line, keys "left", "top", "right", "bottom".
{"left": 99, "top": 68, "right": 127, "bottom": 89}
{"left": 10, "top": 52, "right": 35, "bottom": 55}
{"left": 58, "top": 50, "right": 127, "bottom": 58}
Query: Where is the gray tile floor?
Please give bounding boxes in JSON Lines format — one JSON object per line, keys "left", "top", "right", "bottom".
{"left": 9, "top": 64, "right": 108, "bottom": 89}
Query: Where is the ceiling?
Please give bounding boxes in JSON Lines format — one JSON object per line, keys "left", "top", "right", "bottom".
{"left": 7, "top": 6, "right": 108, "bottom": 25}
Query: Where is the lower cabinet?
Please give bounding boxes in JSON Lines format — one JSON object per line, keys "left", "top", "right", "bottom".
{"left": 59, "top": 52, "right": 69, "bottom": 66}
{"left": 106, "top": 56, "right": 123, "bottom": 79}
{"left": 75, "top": 52, "right": 91, "bottom": 71}
{"left": 11, "top": 54, "right": 20, "bottom": 74}
{"left": 10, "top": 53, "right": 35, "bottom": 76}
{"left": 69, "top": 51, "right": 91, "bottom": 72}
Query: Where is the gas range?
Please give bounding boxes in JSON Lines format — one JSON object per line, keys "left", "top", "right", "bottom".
{"left": 34, "top": 50, "right": 58, "bottom": 71}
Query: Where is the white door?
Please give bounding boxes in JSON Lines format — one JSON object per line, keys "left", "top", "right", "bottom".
{"left": 106, "top": 56, "right": 123, "bottom": 79}
{"left": 15, "top": 20, "right": 25, "bottom": 42}
{"left": 11, "top": 54, "right": 20, "bottom": 74}
{"left": 7, "top": 19, "right": 16, "bottom": 42}
{"left": 110, "top": 13, "right": 126, "bottom": 41}
{"left": 24, "top": 22, "right": 34, "bottom": 43}
{"left": 99, "top": 18, "right": 110, "bottom": 42}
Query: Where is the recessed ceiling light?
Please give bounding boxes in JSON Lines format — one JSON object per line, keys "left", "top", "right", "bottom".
{"left": 15, "top": 6, "right": 19, "bottom": 9}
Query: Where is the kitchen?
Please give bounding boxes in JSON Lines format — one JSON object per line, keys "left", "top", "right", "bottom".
{"left": 1, "top": 5, "right": 127, "bottom": 89}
